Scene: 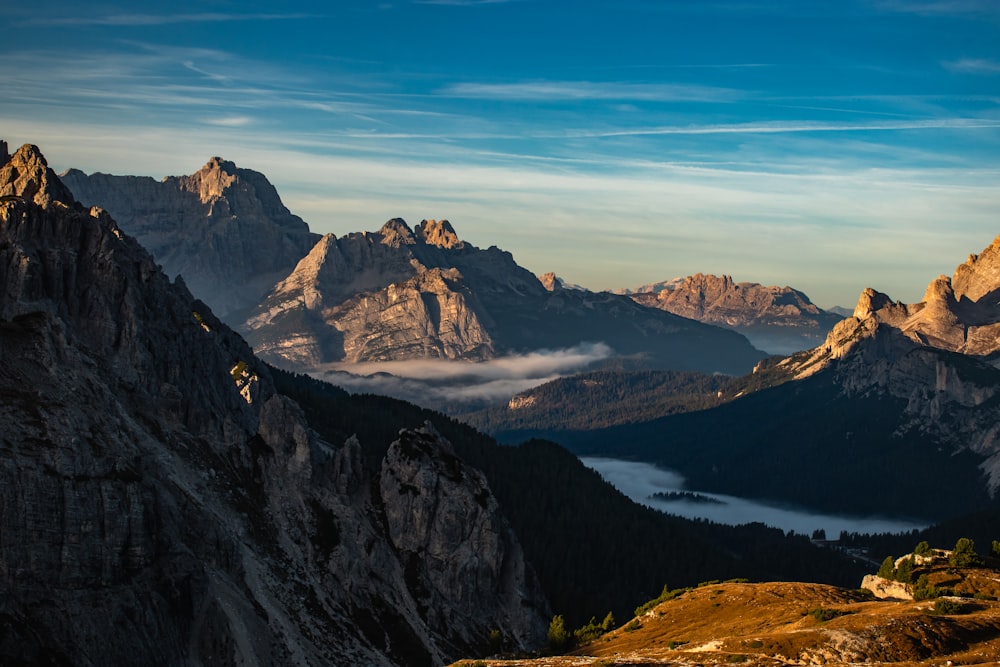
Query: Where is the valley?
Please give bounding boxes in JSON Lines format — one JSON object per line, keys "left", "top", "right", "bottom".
{"left": 580, "top": 457, "right": 927, "bottom": 537}
{"left": 3, "top": 140, "right": 999, "bottom": 666}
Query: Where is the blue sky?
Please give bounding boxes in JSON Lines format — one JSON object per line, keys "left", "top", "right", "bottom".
{"left": 2, "top": 1, "right": 998, "bottom": 308}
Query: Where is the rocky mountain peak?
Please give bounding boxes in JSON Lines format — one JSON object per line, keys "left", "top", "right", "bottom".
{"left": 379, "top": 217, "right": 417, "bottom": 247}
{"left": 623, "top": 272, "right": 840, "bottom": 354}
{"left": 59, "top": 157, "right": 320, "bottom": 320}
{"left": 921, "top": 274, "right": 957, "bottom": 306}
{"left": 187, "top": 155, "right": 239, "bottom": 202}
{"left": 538, "top": 272, "right": 561, "bottom": 291}
{"left": 0, "top": 142, "right": 76, "bottom": 208}
{"left": 953, "top": 233, "right": 1000, "bottom": 303}
{"left": 416, "top": 218, "right": 464, "bottom": 249}
{"left": 852, "top": 287, "right": 899, "bottom": 320}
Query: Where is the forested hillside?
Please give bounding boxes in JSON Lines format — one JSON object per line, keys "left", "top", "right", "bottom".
{"left": 273, "top": 369, "right": 868, "bottom": 627}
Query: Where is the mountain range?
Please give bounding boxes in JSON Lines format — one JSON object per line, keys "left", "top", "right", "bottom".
{"left": 3, "top": 141, "right": 886, "bottom": 665}
{"left": 615, "top": 273, "right": 845, "bottom": 354}
{"left": 0, "top": 144, "right": 551, "bottom": 665}
{"left": 516, "top": 234, "right": 1000, "bottom": 522}
{"left": 62, "top": 158, "right": 789, "bottom": 378}
{"left": 241, "top": 217, "right": 764, "bottom": 374}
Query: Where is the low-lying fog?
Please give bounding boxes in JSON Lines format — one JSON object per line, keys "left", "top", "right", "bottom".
{"left": 311, "top": 342, "right": 613, "bottom": 411}
{"left": 582, "top": 457, "right": 927, "bottom": 538}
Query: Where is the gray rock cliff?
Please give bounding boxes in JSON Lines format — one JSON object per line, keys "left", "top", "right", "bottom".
{"left": 60, "top": 157, "right": 320, "bottom": 321}
{"left": 0, "top": 143, "right": 548, "bottom": 665}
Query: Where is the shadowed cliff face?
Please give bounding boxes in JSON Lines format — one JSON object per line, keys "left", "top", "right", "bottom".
{"left": 60, "top": 157, "right": 320, "bottom": 321}
{"left": 0, "top": 143, "right": 548, "bottom": 666}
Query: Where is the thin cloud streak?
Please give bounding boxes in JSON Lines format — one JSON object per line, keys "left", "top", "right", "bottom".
{"left": 870, "top": 0, "right": 1000, "bottom": 16}
{"left": 441, "top": 80, "right": 743, "bottom": 102}
{"left": 19, "top": 13, "right": 316, "bottom": 27}
{"left": 944, "top": 58, "right": 1000, "bottom": 73}
{"left": 415, "top": 0, "right": 521, "bottom": 4}
{"left": 557, "top": 118, "right": 1000, "bottom": 138}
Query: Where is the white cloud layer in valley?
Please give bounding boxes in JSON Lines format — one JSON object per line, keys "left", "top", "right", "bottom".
{"left": 312, "top": 342, "right": 614, "bottom": 410}
{"left": 582, "top": 457, "right": 927, "bottom": 537}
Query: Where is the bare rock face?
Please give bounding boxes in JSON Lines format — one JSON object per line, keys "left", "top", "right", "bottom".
{"left": 59, "top": 156, "right": 320, "bottom": 321}
{"left": 860, "top": 575, "right": 913, "bottom": 600}
{"left": 538, "top": 271, "right": 560, "bottom": 291}
{"left": 244, "top": 219, "right": 765, "bottom": 374}
{"left": 0, "top": 143, "right": 76, "bottom": 208}
{"left": 416, "top": 218, "right": 464, "bottom": 249}
{"left": 793, "top": 234, "right": 1000, "bottom": 378}
{"left": 623, "top": 273, "right": 844, "bottom": 354}
{"left": 0, "top": 143, "right": 548, "bottom": 665}
{"left": 379, "top": 425, "right": 548, "bottom": 653}
{"left": 777, "top": 233, "right": 1000, "bottom": 495}
{"left": 332, "top": 267, "right": 495, "bottom": 362}
{"left": 954, "top": 235, "right": 1000, "bottom": 303}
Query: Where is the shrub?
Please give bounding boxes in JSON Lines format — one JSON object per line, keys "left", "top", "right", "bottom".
{"left": 894, "top": 556, "right": 915, "bottom": 584}
{"left": 877, "top": 555, "right": 896, "bottom": 579}
{"left": 488, "top": 629, "right": 501, "bottom": 653}
{"left": 949, "top": 538, "right": 982, "bottom": 567}
{"left": 547, "top": 615, "right": 570, "bottom": 652}
{"left": 932, "top": 598, "right": 966, "bottom": 615}
{"left": 810, "top": 607, "right": 847, "bottom": 622}
{"left": 573, "top": 614, "right": 614, "bottom": 645}
{"left": 634, "top": 584, "right": 691, "bottom": 616}
{"left": 623, "top": 619, "right": 642, "bottom": 632}
{"left": 912, "top": 574, "right": 940, "bottom": 601}
{"left": 914, "top": 541, "right": 931, "bottom": 557}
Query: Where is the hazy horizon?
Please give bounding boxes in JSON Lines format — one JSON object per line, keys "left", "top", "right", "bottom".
{"left": 2, "top": 1, "right": 998, "bottom": 307}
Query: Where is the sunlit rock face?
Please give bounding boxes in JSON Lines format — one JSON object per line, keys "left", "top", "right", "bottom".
{"left": 0, "top": 143, "right": 549, "bottom": 666}
{"left": 60, "top": 157, "right": 320, "bottom": 321}
{"left": 622, "top": 273, "right": 844, "bottom": 355}
{"left": 792, "top": 233, "right": 1000, "bottom": 377}
{"left": 243, "top": 218, "right": 766, "bottom": 374}
{"left": 779, "top": 233, "right": 1000, "bottom": 495}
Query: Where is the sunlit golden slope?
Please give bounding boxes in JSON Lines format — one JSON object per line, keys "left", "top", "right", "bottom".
{"left": 454, "top": 568, "right": 1000, "bottom": 667}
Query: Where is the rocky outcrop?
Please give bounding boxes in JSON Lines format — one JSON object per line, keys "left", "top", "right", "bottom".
{"left": 0, "top": 143, "right": 548, "bottom": 665}
{"left": 791, "top": 234, "right": 1000, "bottom": 379}
{"left": 60, "top": 157, "right": 320, "bottom": 321}
{"left": 537, "top": 272, "right": 585, "bottom": 292}
{"left": 621, "top": 273, "right": 844, "bottom": 354}
{"left": 416, "top": 218, "right": 464, "bottom": 249}
{"left": 775, "top": 234, "right": 1000, "bottom": 496}
{"left": 244, "top": 219, "right": 765, "bottom": 374}
{"left": 379, "top": 425, "right": 547, "bottom": 653}
{"left": 860, "top": 575, "right": 913, "bottom": 600}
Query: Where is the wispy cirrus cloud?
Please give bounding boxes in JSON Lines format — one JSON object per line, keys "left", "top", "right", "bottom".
{"left": 414, "top": 0, "right": 522, "bottom": 5}
{"left": 869, "top": 0, "right": 1000, "bottom": 15}
{"left": 440, "top": 80, "right": 743, "bottom": 102}
{"left": 944, "top": 58, "right": 1000, "bottom": 73}
{"left": 543, "top": 118, "right": 1000, "bottom": 139}
{"left": 18, "top": 12, "right": 316, "bottom": 27}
